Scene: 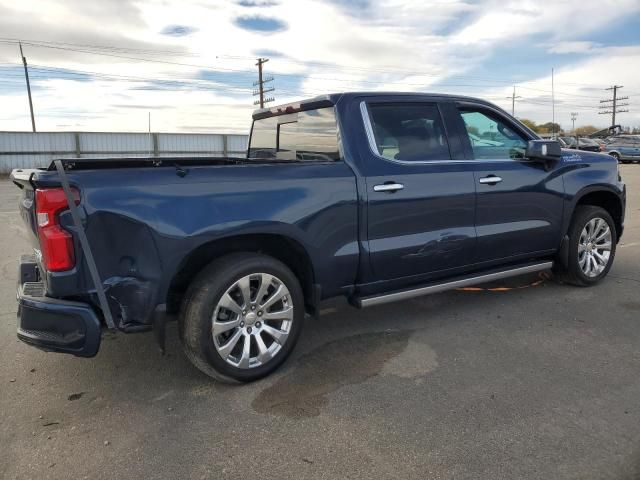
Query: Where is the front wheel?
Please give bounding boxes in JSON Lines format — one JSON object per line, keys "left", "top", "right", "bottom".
{"left": 556, "top": 206, "right": 617, "bottom": 286}
{"left": 179, "top": 253, "right": 304, "bottom": 383}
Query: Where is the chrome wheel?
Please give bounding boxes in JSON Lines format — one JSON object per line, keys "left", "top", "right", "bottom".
{"left": 212, "top": 273, "right": 293, "bottom": 369}
{"left": 578, "top": 217, "right": 612, "bottom": 278}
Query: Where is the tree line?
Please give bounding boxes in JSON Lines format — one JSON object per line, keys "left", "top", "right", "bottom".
{"left": 519, "top": 119, "right": 640, "bottom": 136}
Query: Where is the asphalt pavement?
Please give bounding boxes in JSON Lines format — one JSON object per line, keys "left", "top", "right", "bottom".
{"left": 1, "top": 166, "right": 639, "bottom": 480}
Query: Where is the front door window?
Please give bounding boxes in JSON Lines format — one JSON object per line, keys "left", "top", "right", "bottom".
{"left": 460, "top": 110, "right": 527, "bottom": 160}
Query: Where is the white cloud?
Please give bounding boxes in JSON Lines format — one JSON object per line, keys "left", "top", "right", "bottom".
{"left": 476, "top": 46, "right": 640, "bottom": 130}
{"left": 454, "top": 0, "right": 639, "bottom": 45}
{"left": 547, "top": 41, "right": 598, "bottom": 54}
{"left": 0, "top": 0, "right": 639, "bottom": 132}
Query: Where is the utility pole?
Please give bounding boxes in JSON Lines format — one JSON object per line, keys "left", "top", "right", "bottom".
{"left": 599, "top": 85, "right": 629, "bottom": 128}
{"left": 19, "top": 42, "right": 36, "bottom": 132}
{"left": 571, "top": 112, "right": 578, "bottom": 134}
{"left": 551, "top": 68, "right": 556, "bottom": 139}
{"left": 505, "top": 86, "right": 522, "bottom": 116}
{"left": 253, "top": 58, "right": 274, "bottom": 108}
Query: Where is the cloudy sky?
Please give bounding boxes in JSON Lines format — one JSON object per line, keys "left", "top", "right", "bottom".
{"left": 0, "top": 0, "right": 639, "bottom": 134}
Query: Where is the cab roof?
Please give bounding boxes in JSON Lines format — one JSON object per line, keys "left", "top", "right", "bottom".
{"left": 251, "top": 92, "right": 492, "bottom": 120}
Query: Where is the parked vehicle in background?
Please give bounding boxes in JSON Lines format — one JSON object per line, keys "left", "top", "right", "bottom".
{"left": 11, "top": 92, "right": 626, "bottom": 382}
{"left": 560, "top": 136, "right": 601, "bottom": 152}
{"left": 579, "top": 138, "right": 604, "bottom": 152}
{"left": 605, "top": 136, "right": 640, "bottom": 163}
{"left": 590, "top": 138, "right": 607, "bottom": 151}
{"left": 468, "top": 132, "right": 503, "bottom": 147}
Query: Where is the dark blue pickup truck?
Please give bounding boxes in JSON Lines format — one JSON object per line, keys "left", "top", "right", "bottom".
{"left": 11, "top": 92, "right": 626, "bottom": 382}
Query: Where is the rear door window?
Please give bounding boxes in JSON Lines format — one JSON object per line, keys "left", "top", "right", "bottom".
{"left": 366, "top": 103, "right": 451, "bottom": 161}
{"left": 248, "top": 107, "right": 340, "bottom": 161}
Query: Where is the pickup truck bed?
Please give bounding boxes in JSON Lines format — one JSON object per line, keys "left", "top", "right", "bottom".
{"left": 12, "top": 155, "right": 358, "bottom": 323}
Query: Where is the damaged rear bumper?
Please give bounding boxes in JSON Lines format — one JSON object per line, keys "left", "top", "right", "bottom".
{"left": 16, "top": 256, "right": 102, "bottom": 357}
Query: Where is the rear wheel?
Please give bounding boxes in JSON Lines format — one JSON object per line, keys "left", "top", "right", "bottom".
{"left": 179, "top": 253, "right": 304, "bottom": 382}
{"left": 609, "top": 152, "right": 621, "bottom": 163}
{"left": 556, "top": 206, "right": 617, "bottom": 286}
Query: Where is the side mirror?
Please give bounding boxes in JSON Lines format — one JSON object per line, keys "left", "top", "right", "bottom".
{"left": 526, "top": 139, "right": 562, "bottom": 161}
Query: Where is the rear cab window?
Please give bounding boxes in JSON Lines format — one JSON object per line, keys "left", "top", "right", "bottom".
{"left": 248, "top": 107, "right": 340, "bottom": 161}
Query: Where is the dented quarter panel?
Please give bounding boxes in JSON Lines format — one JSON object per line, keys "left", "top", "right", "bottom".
{"left": 29, "top": 162, "right": 359, "bottom": 328}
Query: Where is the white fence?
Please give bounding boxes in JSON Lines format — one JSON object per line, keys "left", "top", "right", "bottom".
{"left": 0, "top": 131, "right": 249, "bottom": 173}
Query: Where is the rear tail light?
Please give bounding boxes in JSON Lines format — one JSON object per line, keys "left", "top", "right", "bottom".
{"left": 35, "top": 188, "right": 80, "bottom": 271}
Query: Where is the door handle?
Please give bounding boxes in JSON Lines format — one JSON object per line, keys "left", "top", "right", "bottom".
{"left": 479, "top": 175, "right": 502, "bottom": 185}
{"left": 373, "top": 182, "right": 404, "bottom": 193}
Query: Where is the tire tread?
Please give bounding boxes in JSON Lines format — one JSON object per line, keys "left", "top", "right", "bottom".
{"left": 555, "top": 205, "right": 617, "bottom": 287}
{"left": 179, "top": 252, "right": 303, "bottom": 383}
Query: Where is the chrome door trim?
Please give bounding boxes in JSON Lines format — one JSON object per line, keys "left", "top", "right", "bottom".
{"left": 356, "top": 261, "right": 553, "bottom": 308}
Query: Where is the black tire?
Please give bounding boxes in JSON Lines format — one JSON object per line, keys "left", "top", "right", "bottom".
{"left": 555, "top": 205, "right": 617, "bottom": 286}
{"left": 179, "top": 252, "right": 305, "bottom": 383}
{"left": 609, "top": 152, "right": 621, "bottom": 163}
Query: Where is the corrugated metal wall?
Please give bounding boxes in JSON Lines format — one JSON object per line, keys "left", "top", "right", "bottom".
{"left": 0, "top": 131, "right": 249, "bottom": 173}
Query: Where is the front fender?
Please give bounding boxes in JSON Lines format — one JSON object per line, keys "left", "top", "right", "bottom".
{"left": 559, "top": 150, "right": 625, "bottom": 238}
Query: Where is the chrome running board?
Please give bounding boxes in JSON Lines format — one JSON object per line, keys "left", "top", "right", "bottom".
{"left": 355, "top": 261, "right": 553, "bottom": 308}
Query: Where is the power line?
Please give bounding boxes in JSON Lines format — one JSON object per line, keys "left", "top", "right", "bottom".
{"left": 0, "top": 36, "right": 190, "bottom": 56}
{"left": 0, "top": 38, "right": 614, "bottom": 96}
{"left": 1, "top": 37, "right": 636, "bottom": 121}
{"left": 0, "top": 69, "right": 321, "bottom": 99}
{"left": 216, "top": 53, "right": 614, "bottom": 89}
{"left": 0, "top": 60, "right": 617, "bottom": 113}
{"left": 0, "top": 43, "right": 495, "bottom": 89}
{"left": 515, "top": 85, "right": 601, "bottom": 100}
{"left": 2, "top": 40, "right": 518, "bottom": 84}
{"left": 0, "top": 37, "right": 616, "bottom": 90}
{"left": 1, "top": 61, "right": 266, "bottom": 93}
{"left": 1, "top": 60, "right": 508, "bottom": 100}
{"left": 518, "top": 99, "right": 600, "bottom": 110}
